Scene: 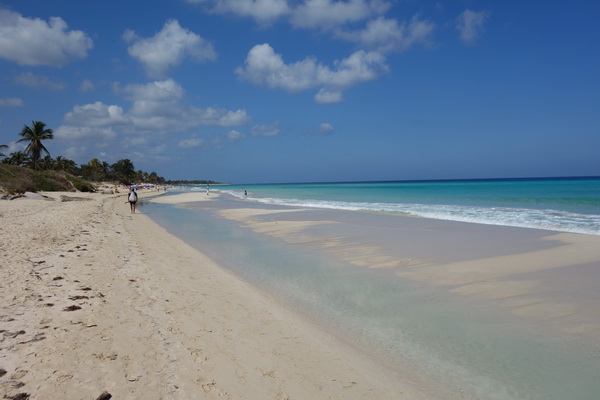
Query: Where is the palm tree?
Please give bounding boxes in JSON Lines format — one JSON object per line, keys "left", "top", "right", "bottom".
{"left": 38, "top": 155, "right": 54, "bottom": 170}
{"left": 81, "top": 158, "right": 106, "bottom": 182}
{"left": 17, "top": 121, "right": 54, "bottom": 170}
{"left": 54, "top": 156, "right": 77, "bottom": 174}
{"left": 2, "top": 151, "right": 29, "bottom": 166}
{"left": 111, "top": 159, "right": 135, "bottom": 184}
{"left": 0, "top": 144, "right": 8, "bottom": 157}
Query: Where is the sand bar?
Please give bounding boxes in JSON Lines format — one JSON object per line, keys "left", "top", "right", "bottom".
{"left": 211, "top": 204, "right": 600, "bottom": 341}
{"left": 0, "top": 191, "right": 435, "bottom": 399}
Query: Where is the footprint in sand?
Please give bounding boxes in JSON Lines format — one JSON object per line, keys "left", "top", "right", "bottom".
{"left": 189, "top": 348, "right": 208, "bottom": 364}
{"left": 197, "top": 378, "right": 216, "bottom": 392}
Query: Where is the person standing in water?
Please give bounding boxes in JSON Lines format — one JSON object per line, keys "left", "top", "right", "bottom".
{"left": 128, "top": 187, "right": 138, "bottom": 214}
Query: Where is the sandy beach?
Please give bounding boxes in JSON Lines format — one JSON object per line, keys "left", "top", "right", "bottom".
{"left": 0, "top": 191, "right": 435, "bottom": 400}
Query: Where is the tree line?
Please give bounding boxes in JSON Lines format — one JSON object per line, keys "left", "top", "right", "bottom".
{"left": 1, "top": 121, "right": 166, "bottom": 184}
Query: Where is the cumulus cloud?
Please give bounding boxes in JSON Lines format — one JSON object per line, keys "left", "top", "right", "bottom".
{"left": 335, "top": 16, "right": 434, "bottom": 52}
{"left": 0, "top": 8, "right": 92, "bottom": 66}
{"left": 236, "top": 43, "right": 388, "bottom": 101}
{"left": 0, "top": 97, "right": 25, "bottom": 107}
{"left": 13, "top": 72, "right": 66, "bottom": 90}
{"left": 124, "top": 19, "right": 217, "bottom": 78}
{"left": 62, "top": 102, "right": 129, "bottom": 128}
{"left": 184, "top": 0, "right": 290, "bottom": 25}
{"left": 56, "top": 79, "right": 249, "bottom": 159}
{"left": 456, "top": 9, "right": 490, "bottom": 44}
{"left": 184, "top": 1, "right": 434, "bottom": 103}
{"left": 290, "top": 0, "right": 390, "bottom": 30}
{"left": 113, "top": 79, "right": 249, "bottom": 129}
{"left": 186, "top": 0, "right": 390, "bottom": 29}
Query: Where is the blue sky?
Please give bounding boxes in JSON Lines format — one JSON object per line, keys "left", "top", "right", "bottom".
{"left": 0, "top": 0, "right": 598, "bottom": 183}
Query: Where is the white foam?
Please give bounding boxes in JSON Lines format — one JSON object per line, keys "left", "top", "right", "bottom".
{"left": 216, "top": 189, "right": 600, "bottom": 235}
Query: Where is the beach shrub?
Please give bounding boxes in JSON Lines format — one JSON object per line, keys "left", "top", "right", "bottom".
{"left": 0, "top": 164, "right": 95, "bottom": 194}
{"left": 65, "top": 175, "right": 95, "bottom": 192}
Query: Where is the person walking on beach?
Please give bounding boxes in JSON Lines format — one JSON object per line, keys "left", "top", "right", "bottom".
{"left": 128, "top": 187, "right": 138, "bottom": 214}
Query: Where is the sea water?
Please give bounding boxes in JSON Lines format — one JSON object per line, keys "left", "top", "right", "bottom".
{"left": 142, "top": 177, "right": 600, "bottom": 399}
{"left": 216, "top": 177, "right": 600, "bottom": 235}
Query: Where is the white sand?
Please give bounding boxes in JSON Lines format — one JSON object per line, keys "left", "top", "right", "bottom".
{"left": 0, "top": 191, "right": 434, "bottom": 399}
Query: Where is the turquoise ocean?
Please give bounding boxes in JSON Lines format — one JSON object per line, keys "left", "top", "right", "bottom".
{"left": 143, "top": 177, "right": 600, "bottom": 400}
{"left": 219, "top": 176, "right": 600, "bottom": 235}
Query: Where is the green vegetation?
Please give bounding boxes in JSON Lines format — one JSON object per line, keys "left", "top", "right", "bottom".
{"left": 1, "top": 120, "right": 217, "bottom": 194}
{"left": 17, "top": 121, "right": 54, "bottom": 171}
{"left": 0, "top": 164, "right": 95, "bottom": 194}
{"left": 1, "top": 120, "right": 167, "bottom": 193}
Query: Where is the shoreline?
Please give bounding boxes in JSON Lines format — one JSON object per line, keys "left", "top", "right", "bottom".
{"left": 148, "top": 192, "right": 600, "bottom": 341}
{"left": 142, "top": 191, "right": 600, "bottom": 399}
{"left": 1, "top": 191, "right": 435, "bottom": 399}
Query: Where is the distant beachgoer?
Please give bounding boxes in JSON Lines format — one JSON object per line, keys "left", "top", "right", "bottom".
{"left": 244, "top": 190, "right": 247, "bottom": 197}
{"left": 206, "top": 185, "right": 210, "bottom": 195}
{"left": 128, "top": 187, "right": 138, "bottom": 214}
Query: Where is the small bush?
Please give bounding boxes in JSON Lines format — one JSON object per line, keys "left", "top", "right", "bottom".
{"left": 0, "top": 165, "right": 95, "bottom": 194}
{"left": 66, "top": 175, "right": 95, "bottom": 192}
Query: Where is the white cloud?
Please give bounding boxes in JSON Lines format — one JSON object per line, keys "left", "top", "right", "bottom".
{"left": 185, "top": 0, "right": 392, "bottom": 30}
{"left": 113, "top": 79, "right": 249, "bottom": 129}
{"left": 236, "top": 43, "right": 388, "bottom": 101}
{"left": 0, "top": 140, "right": 22, "bottom": 154}
{"left": 178, "top": 135, "right": 205, "bottom": 148}
{"left": 227, "top": 130, "right": 245, "bottom": 142}
{"left": 335, "top": 16, "right": 434, "bottom": 52}
{"left": 318, "top": 49, "right": 388, "bottom": 86}
{"left": 252, "top": 122, "right": 281, "bottom": 137}
{"left": 315, "top": 88, "right": 343, "bottom": 103}
{"left": 118, "top": 79, "right": 185, "bottom": 115}
{"left": 56, "top": 79, "right": 250, "bottom": 159}
{"left": 62, "top": 102, "right": 129, "bottom": 128}
{"left": 62, "top": 146, "right": 87, "bottom": 159}
{"left": 235, "top": 44, "right": 317, "bottom": 92}
{"left": 291, "top": 0, "right": 390, "bottom": 30}
{"left": 456, "top": 9, "right": 490, "bottom": 44}
{"left": 14, "top": 72, "right": 65, "bottom": 90}
{"left": 80, "top": 79, "right": 95, "bottom": 92}
{"left": 128, "top": 137, "right": 148, "bottom": 146}
{"left": 318, "top": 122, "right": 334, "bottom": 135}
{"left": 55, "top": 125, "right": 118, "bottom": 141}
{"left": 184, "top": 0, "right": 290, "bottom": 24}
{"left": 0, "top": 97, "right": 24, "bottom": 107}
{"left": 199, "top": 108, "right": 250, "bottom": 127}
{"left": 125, "top": 19, "right": 217, "bottom": 78}
{"left": 0, "top": 8, "right": 92, "bottom": 66}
